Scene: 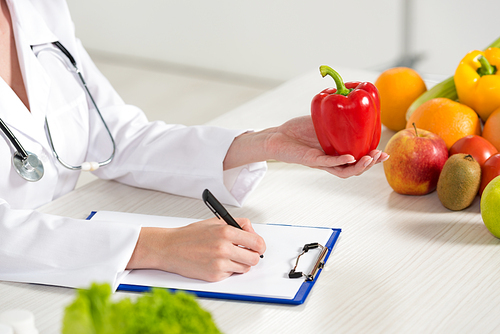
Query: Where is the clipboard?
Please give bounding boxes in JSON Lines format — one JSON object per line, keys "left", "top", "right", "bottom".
{"left": 87, "top": 211, "right": 341, "bottom": 305}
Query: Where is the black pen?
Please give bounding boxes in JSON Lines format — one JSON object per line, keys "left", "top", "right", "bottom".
{"left": 202, "top": 189, "right": 263, "bottom": 258}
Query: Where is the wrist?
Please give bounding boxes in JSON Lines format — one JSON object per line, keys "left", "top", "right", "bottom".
{"left": 127, "top": 227, "right": 170, "bottom": 271}
{"left": 223, "top": 128, "right": 276, "bottom": 170}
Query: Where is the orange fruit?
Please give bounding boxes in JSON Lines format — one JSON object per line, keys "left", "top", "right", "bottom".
{"left": 406, "top": 98, "right": 481, "bottom": 149}
{"left": 375, "top": 67, "right": 427, "bottom": 132}
{"left": 483, "top": 107, "right": 500, "bottom": 151}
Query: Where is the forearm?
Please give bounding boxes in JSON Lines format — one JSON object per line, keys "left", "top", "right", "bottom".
{"left": 0, "top": 203, "right": 139, "bottom": 289}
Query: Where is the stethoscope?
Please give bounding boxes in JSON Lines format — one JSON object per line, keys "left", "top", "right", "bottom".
{"left": 0, "top": 41, "right": 116, "bottom": 182}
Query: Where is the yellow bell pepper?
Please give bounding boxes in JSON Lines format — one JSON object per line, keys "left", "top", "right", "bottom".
{"left": 454, "top": 47, "right": 500, "bottom": 122}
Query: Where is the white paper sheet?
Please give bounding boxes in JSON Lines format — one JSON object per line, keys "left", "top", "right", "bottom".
{"left": 91, "top": 211, "right": 335, "bottom": 300}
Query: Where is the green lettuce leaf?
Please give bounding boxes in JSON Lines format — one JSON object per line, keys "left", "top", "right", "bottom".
{"left": 62, "top": 283, "right": 221, "bottom": 334}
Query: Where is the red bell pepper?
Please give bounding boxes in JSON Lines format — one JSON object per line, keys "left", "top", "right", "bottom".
{"left": 311, "top": 65, "right": 381, "bottom": 161}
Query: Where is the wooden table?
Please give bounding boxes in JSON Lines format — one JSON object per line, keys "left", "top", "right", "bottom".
{"left": 1, "top": 68, "right": 499, "bottom": 334}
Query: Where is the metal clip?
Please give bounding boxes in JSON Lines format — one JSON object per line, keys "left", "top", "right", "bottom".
{"left": 288, "top": 242, "right": 328, "bottom": 281}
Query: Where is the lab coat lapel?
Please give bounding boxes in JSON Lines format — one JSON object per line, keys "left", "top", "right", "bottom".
{"left": 17, "top": 36, "right": 51, "bottom": 125}
{"left": 6, "top": 0, "right": 58, "bottom": 45}
{"left": 3, "top": 0, "right": 57, "bottom": 145}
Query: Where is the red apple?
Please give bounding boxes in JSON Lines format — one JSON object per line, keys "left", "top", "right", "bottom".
{"left": 383, "top": 125, "right": 449, "bottom": 195}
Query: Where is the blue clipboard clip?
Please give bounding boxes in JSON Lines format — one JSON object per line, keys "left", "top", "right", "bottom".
{"left": 288, "top": 242, "right": 328, "bottom": 281}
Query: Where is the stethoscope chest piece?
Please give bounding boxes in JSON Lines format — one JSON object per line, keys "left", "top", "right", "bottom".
{"left": 12, "top": 151, "right": 44, "bottom": 182}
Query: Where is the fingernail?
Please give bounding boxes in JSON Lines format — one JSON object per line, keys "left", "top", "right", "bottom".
{"left": 380, "top": 154, "right": 390, "bottom": 162}
{"left": 364, "top": 157, "right": 373, "bottom": 167}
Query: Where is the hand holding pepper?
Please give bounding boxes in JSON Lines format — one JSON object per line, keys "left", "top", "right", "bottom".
{"left": 224, "top": 116, "right": 389, "bottom": 179}
{"left": 264, "top": 116, "right": 389, "bottom": 178}
{"left": 311, "top": 65, "right": 382, "bottom": 161}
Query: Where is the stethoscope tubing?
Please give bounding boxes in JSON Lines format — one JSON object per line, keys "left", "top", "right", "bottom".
{"left": 0, "top": 117, "right": 28, "bottom": 159}
{"left": 0, "top": 41, "right": 116, "bottom": 181}
{"left": 44, "top": 42, "right": 116, "bottom": 171}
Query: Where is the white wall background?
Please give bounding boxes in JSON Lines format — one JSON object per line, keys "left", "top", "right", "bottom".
{"left": 66, "top": 0, "right": 500, "bottom": 82}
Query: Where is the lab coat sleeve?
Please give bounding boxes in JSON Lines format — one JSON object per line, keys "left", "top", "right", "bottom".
{"left": 74, "top": 40, "right": 267, "bottom": 207}
{"left": 0, "top": 199, "right": 141, "bottom": 290}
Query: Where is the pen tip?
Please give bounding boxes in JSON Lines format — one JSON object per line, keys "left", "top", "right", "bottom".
{"left": 260, "top": 254, "right": 264, "bottom": 258}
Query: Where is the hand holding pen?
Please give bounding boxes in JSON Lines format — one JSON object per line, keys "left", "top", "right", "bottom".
{"left": 203, "top": 189, "right": 265, "bottom": 258}
{"left": 128, "top": 191, "right": 265, "bottom": 282}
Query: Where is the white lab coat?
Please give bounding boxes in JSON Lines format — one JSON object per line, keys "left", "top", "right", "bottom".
{"left": 0, "top": 0, "right": 266, "bottom": 290}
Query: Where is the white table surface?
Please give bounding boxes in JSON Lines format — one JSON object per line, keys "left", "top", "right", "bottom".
{"left": 2, "top": 68, "right": 499, "bottom": 334}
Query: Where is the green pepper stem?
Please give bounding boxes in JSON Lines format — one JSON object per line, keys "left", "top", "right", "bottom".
{"left": 319, "top": 65, "right": 352, "bottom": 96}
{"left": 477, "top": 55, "right": 497, "bottom": 76}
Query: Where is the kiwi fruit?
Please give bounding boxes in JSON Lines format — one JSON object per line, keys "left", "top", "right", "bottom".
{"left": 437, "top": 154, "right": 481, "bottom": 210}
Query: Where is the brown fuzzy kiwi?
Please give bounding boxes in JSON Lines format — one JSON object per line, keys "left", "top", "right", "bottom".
{"left": 437, "top": 154, "right": 481, "bottom": 210}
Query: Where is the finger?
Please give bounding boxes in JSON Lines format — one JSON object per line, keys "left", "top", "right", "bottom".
{"left": 227, "top": 261, "right": 253, "bottom": 275}
{"left": 229, "top": 244, "right": 263, "bottom": 268}
{"left": 322, "top": 155, "right": 371, "bottom": 178}
{"left": 322, "top": 165, "right": 360, "bottom": 178}
{"left": 356, "top": 155, "right": 374, "bottom": 168}
{"left": 336, "top": 154, "right": 357, "bottom": 165}
{"left": 355, "top": 156, "right": 374, "bottom": 175}
{"left": 364, "top": 150, "right": 382, "bottom": 169}
{"left": 378, "top": 152, "right": 390, "bottom": 163}
{"left": 229, "top": 223, "right": 267, "bottom": 257}
{"left": 204, "top": 259, "right": 252, "bottom": 281}
{"left": 316, "top": 153, "right": 356, "bottom": 167}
